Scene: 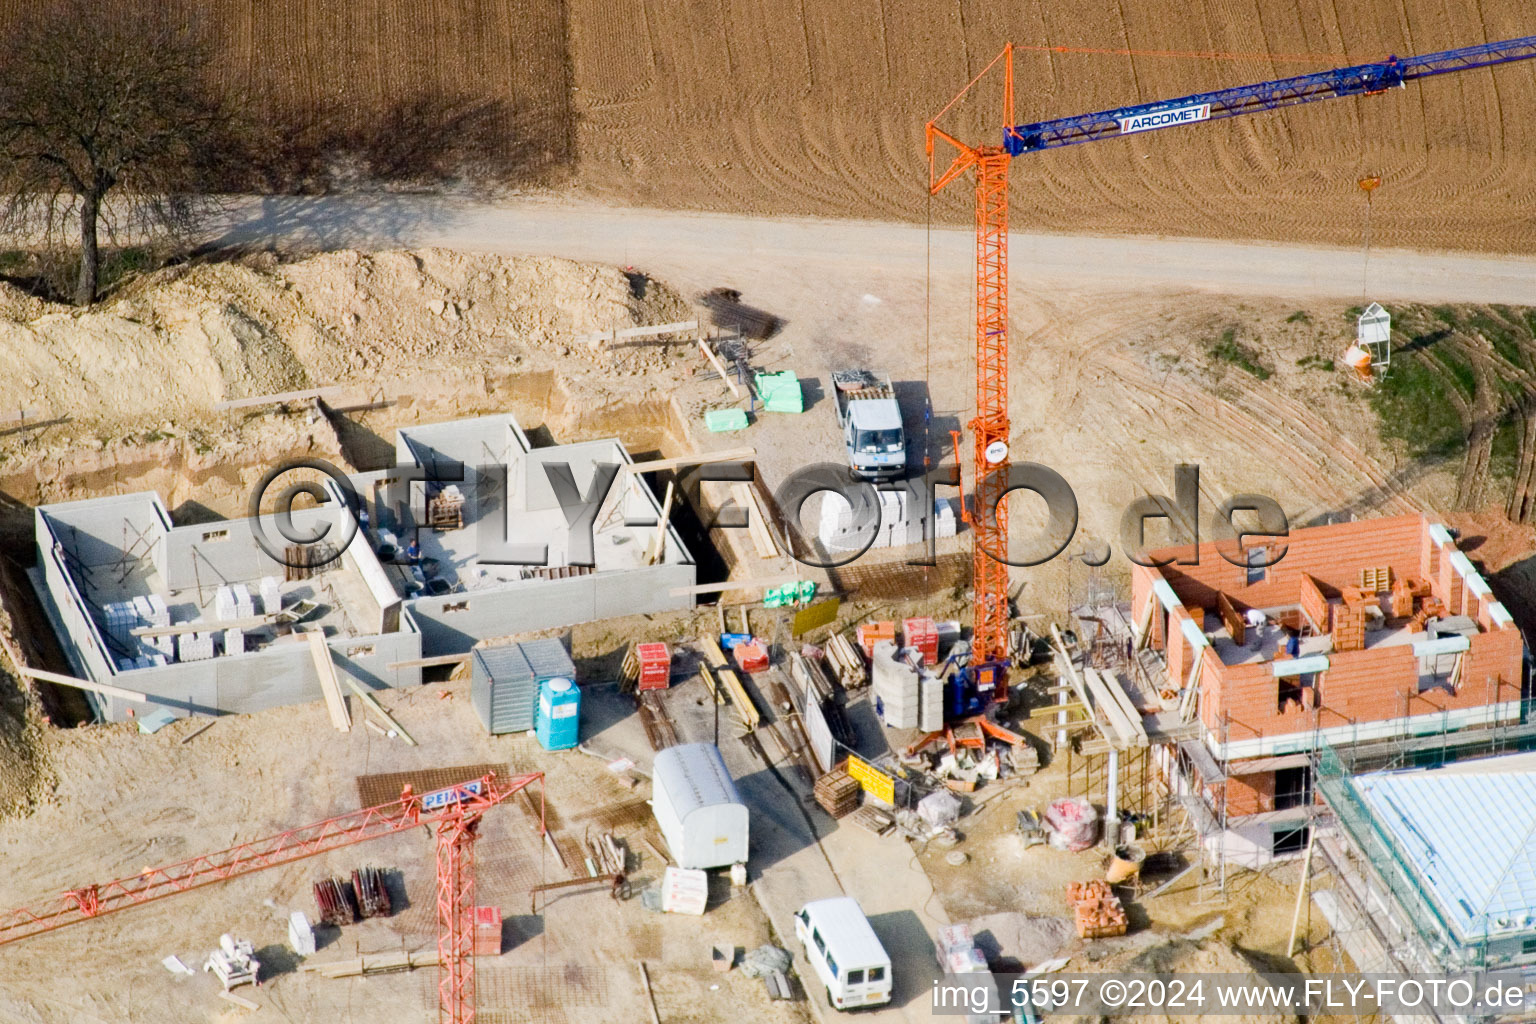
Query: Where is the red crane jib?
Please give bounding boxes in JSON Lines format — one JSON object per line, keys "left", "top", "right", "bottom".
{"left": 0, "top": 770, "right": 544, "bottom": 947}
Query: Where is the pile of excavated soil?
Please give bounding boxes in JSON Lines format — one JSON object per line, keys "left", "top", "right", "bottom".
{"left": 0, "top": 248, "right": 692, "bottom": 446}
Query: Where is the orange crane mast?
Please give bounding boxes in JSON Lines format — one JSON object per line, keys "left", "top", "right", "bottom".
{"left": 926, "top": 45, "right": 1016, "bottom": 688}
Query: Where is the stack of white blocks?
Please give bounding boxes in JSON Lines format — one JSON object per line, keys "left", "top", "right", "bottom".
{"left": 934, "top": 498, "right": 957, "bottom": 539}
{"left": 177, "top": 629, "right": 216, "bottom": 662}
{"left": 919, "top": 671, "right": 944, "bottom": 732}
{"left": 872, "top": 640, "right": 922, "bottom": 729}
{"left": 215, "top": 583, "right": 257, "bottom": 622}
{"left": 104, "top": 601, "right": 138, "bottom": 643}
{"left": 259, "top": 576, "right": 282, "bottom": 616}
{"left": 224, "top": 628, "right": 245, "bottom": 656}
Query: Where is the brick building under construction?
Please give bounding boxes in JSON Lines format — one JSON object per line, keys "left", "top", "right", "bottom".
{"left": 1128, "top": 513, "right": 1528, "bottom": 866}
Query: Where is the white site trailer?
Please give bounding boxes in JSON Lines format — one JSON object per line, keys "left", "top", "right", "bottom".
{"left": 650, "top": 743, "right": 749, "bottom": 869}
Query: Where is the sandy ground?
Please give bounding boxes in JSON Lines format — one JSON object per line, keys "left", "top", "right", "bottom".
{"left": 0, "top": 205, "right": 1529, "bottom": 1020}
{"left": 0, "top": 671, "right": 811, "bottom": 1024}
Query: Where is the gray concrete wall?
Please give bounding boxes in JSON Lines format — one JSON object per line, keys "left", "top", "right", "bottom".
{"left": 163, "top": 506, "right": 340, "bottom": 592}
{"left": 94, "top": 628, "right": 423, "bottom": 723}
{"left": 397, "top": 414, "right": 527, "bottom": 475}
{"left": 406, "top": 562, "right": 696, "bottom": 654}
{"left": 37, "top": 494, "right": 170, "bottom": 571}
{"left": 33, "top": 542, "right": 117, "bottom": 708}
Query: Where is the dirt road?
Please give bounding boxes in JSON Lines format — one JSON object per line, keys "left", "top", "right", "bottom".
{"left": 218, "top": 195, "right": 1536, "bottom": 306}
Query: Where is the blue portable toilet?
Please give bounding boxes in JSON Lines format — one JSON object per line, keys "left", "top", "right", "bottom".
{"left": 535, "top": 677, "right": 580, "bottom": 751}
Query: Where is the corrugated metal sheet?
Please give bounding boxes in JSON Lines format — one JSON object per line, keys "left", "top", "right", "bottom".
{"left": 471, "top": 640, "right": 575, "bottom": 735}
{"left": 1356, "top": 766, "right": 1536, "bottom": 941}
{"left": 520, "top": 637, "right": 575, "bottom": 681}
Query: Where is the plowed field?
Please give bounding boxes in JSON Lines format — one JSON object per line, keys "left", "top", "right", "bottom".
{"left": 8, "top": 0, "right": 1536, "bottom": 252}
{"left": 565, "top": 0, "right": 1536, "bottom": 252}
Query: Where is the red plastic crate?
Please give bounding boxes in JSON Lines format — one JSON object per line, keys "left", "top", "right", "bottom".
{"left": 473, "top": 906, "right": 501, "bottom": 956}
{"left": 734, "top": 642, "right": 769, "bottom": 673}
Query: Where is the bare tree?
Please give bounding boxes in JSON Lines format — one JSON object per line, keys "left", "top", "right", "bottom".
{"left": 0, "top": 4, "right": 239, "bottom": 305}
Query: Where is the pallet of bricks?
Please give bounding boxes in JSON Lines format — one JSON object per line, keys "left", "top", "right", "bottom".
{"left": 813, "top": 762, "right": 860, "bottom": 818}
{"left": 1066, "top": 880, "right": 1127, "bottom": 939}
{"left": 902, "top": 617, "right": 939, "bottom": 666}
{"left": 620, "top": 642, "right": 671, "bottom": 693}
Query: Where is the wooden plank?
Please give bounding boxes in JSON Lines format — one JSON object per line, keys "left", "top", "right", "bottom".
{"left": 698, "top": 637, "right": 729, "bottom": 670}
{"left": 732, "top": 482, "right": 778, "bottom": 558}
{"left": 18, "top": 667, "right": 149, "bottom": 704}
{"left": 213, "top": 386, "right": 344, "bottom": 411}
{"left": 1025, "top": 700, "right": 1087, "bottom": 719}
{"left": 697, "top": 338, "right": 742, "bottom": 397}
{"left": 132, "top": 614, "right": 276, "bottom": 637}
{"left": 639, "top": 962, "right": 663, "bottom": 1024}
{"left": 697, "top": 664, "right": 725, "bottom": 704}
{"left": 574, "top": 319, "right": 700, "bottom": 345}
{"left": 218, "top": 990, "right": 260, "bottom": 1011}
{"left": 1081, "top": 669, "right": 1135, "bottom": 749}
{"left": 307, "top": 631, "right": 352, "bottom": 732}
{"left": 646, "top": 481, "right": 675, "bottom": 566}
{"left": 344, "top": 679, "right": 417, "bottom": 746}
{"left": 1095, "top": 668, "right": 1150, "bottom": 747}
{"left": 386, "top": 653, "right": 471, "bottom": 671}
{"left": 669, "top": 576, "right": 800, "bottom": 597}
{"left": 623, "top": 447, "right": 756, "bottom": 475}
{"left": 304, "top": 950, "right": 441, "bottom": 977}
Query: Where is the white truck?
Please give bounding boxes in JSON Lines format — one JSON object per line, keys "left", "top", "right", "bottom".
{"left": 833, "top": 370, "right": 906, "bottom": 481}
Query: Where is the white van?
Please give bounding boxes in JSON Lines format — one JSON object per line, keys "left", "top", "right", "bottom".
{"left": 794, "top": 897, "right": 893, "bottom": 1011}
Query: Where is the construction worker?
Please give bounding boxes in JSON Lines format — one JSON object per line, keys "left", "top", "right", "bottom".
{"left": 405, "top": 537, "right": 422, "bottom": 565}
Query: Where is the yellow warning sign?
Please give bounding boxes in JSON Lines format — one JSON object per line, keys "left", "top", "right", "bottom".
{"left": 845, "top": 754, "right": 894, "bottom": 804}
{"left": 792, "top": 597, "right": 840, "bottom": 637}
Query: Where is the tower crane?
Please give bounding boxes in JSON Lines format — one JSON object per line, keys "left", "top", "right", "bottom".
{"left": 926, "top": 33, "right": 1536, "bottom": 702}
{"left": 0, "top": 771, "right": 545, "bottom": 1024}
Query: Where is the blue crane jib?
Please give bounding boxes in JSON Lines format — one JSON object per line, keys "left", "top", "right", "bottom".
{"left": 1004, "top": 34, "right": 1536, "bottom": 155}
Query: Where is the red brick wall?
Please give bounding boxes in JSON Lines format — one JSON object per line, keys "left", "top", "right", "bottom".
{"left": 1202, "top": 629, "right": 1521, "bottom": 745}
{"left": 1226, "top": 771, "right": 1275, "bottom": 816}
{"left": 1154, "top": 514, "right": 1427, "bottom": 614}
{"left": 1410, "top": 626, "right": 1524, "bottom": 715}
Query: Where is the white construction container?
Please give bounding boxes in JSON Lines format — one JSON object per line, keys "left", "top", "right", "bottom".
{"left": 651, "top": 743, "right": 748, "bottom": 870}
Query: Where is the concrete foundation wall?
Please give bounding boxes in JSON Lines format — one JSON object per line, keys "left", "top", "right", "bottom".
{"left": 163, "top": 506, "right": 342, "bottom": 593}
{"left": 397, "top": 414, "right": 527, "bottom": 475}
{"left": 93, "top": 629, "right": 422, "bottom": 723}
{"left": 36, "top": 495, "right": 171, "bottom": 570}
{"left": 405, "top": 562, "right": 696, "bottom": 654}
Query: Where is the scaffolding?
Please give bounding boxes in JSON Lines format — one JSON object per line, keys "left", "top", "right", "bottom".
{"left": 1312, "top": 741, "right": 1536, "bottom": 974}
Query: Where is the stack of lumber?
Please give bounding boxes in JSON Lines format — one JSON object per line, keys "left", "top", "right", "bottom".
{"left": 813, "top": 765, "right": 860, "bottom": 818}
{"left": 301, "top": 950, "right": 439, "bottom": 978}
{"left": 586, "top": 832, "right": 629, "bottom": 876}
{"left": 427, "top": 489, "right": 465, "bottom": 530}
{"left": 825, "top": 633, "right": 867, "bottom": 690}
{"left": 1066, "top": 880, "right": 1128, "bottom": 939}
